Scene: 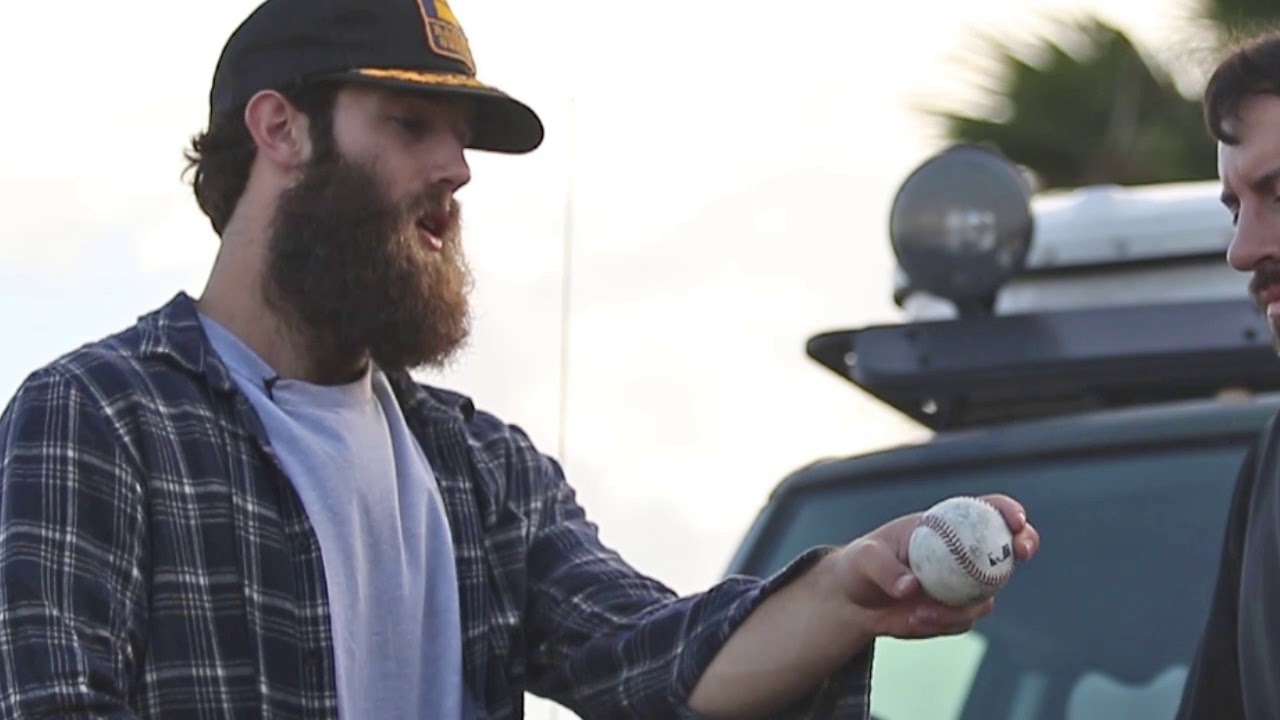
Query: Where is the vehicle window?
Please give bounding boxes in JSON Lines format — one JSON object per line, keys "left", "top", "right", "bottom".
{"left": 739, "top": 442, "right": 1249, "bottom": 720}
{"left": 870, "top": 633, "right": 988, "bottom": 720}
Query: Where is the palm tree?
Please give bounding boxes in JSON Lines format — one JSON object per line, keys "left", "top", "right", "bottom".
{"left": 1205, "top": 0, "right": 1280, "bottom": 40}
{"left": 928, "top": 1, "right": 1280, "bottom": 189}
{"left": 927, "top": 18, "right": 1216, "bottom": 189}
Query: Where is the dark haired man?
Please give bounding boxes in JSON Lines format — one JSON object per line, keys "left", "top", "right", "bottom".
{"left": 1179, "top": 28, "right": 1280, "bottom": 720}
{"left": 0, "top": 0, "right": 1039, "bottom": 718}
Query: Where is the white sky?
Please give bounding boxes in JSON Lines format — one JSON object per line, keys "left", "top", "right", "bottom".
{"left": 0, "top": 0, "right": 1209, "bottom": 716}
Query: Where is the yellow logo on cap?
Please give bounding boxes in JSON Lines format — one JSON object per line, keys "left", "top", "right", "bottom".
{"left": 418, "top": 0, "right": 476, "bottom": 75}
{"left": 433, "top": 0, "right": 458, "bottom": 24}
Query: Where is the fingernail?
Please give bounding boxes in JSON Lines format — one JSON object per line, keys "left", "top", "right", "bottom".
{"left": 1022, "top": 539, "right": 1034, "bottom": 555}
{"left": 894, "top": 575, "right": 914, "bottom": 596}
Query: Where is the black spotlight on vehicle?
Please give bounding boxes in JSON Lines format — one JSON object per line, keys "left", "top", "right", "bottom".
{"left": 889, "top": 144, "right": 1035, "bottom": 317}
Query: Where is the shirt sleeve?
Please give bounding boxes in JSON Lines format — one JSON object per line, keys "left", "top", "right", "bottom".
{"left": 1175, "top": 429, "right": 1259, "bottom": 720}
{"left": 517, "top": 443, "right": 872, "bottom": 720}
{"left": 0, "top": 368, "right": 147, "bottom": 719}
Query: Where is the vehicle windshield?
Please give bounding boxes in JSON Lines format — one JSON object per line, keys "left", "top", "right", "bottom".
{"left": 735, "top": 440, "right": 1249, "bottom": 720}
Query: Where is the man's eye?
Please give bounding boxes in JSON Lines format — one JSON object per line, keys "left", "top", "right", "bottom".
{"left": 392, "top": 116, "right": 425, "bottom": 135}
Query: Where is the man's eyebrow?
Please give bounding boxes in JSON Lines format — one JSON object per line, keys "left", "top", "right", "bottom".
{"left": 1248, "top": 165, "right": 1280, "bottom": 197}
{"left": 1218, "top": 165, "right": 1280, "bottom": 207}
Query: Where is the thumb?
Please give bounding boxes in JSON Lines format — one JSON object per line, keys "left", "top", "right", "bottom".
{"left": 844, "top": 538, "right": 919, "bottom": 606}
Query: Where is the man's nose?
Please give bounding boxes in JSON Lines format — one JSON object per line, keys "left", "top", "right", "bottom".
{"left": 1227, "top": 211, "right": 1280, "bottom": 272}
{"left": 425, "top": 133, "right": 471, "bottom": 194}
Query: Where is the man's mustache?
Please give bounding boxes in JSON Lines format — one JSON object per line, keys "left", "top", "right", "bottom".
{"left": 1249, "top": 262, "right": 1280, "bottom": 301}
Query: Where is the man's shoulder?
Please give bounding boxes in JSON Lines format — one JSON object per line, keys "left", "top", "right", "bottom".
{"left": 1242, "top": 408, "right": 1280, "bottom": 468}
{"left": 394, "top": 377, "right": 556, "bottom": 471}
{"left": 3, "top": 297, "right": 207, "bottom": 426}
{"left": 416, "top": 382, "right": 542, "bottom": 448}
{"left": 17, "top": 320, "right": 164, "bottom": 400}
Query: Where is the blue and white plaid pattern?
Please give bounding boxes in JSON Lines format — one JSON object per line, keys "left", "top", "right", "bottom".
{"left": 0, "top": 293, "right": 872, "bottom": 719}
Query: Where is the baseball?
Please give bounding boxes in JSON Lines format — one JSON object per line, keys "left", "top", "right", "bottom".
{"left": 907, "top": 496, "right": 1016, "bottom": 607}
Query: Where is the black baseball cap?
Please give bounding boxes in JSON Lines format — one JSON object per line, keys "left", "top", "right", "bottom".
{"left": 209, "top": 0, "right": 544, "bottom": 154}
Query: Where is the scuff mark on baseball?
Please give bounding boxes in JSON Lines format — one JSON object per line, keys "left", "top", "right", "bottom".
{"left": 907, "top": 496, "right": 1016, "bottom": 607}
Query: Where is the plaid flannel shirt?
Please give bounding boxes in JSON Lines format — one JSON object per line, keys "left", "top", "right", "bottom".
{"left": 0, "top": 293, "right": 873, "bottom": 719}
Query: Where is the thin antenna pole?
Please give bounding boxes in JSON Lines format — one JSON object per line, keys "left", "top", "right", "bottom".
{"left": 556, "top": 96, "right": 577, "bottom": 465}
{"left": 548, "top": 95, "right": 577, "bottom": 720}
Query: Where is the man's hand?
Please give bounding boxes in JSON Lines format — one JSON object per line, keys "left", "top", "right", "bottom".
{"left": 689, "top": 494, "right": 1040, "bottom": 718}
{"left": 832, "top": 494, "right": 1041, "bottom": 640}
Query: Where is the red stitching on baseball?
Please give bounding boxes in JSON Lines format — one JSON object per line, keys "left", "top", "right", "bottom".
{"left": 920, "top": 511, "right": 1010, "bottom": 587}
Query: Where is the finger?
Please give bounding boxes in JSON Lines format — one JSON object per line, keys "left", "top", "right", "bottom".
{"left": 980, "top": 494, "right": 1027, "bottom": 531}
{"left": 904, "top": 601, "right": 993, "bottom": 638}
{"left": 878, "top": 512, "right": 924, "bottom": 562}
{"left": 912, "top": 598, "right": 994, "bottom": 628}
{"left": 908, "top": 617, "right": 981, "bottom": 639}
{"left": 1014, "top": 522, "right": 1041, "bottom": 560}
{"left": 847, "top": 538, "right": 919, "bottom": 602}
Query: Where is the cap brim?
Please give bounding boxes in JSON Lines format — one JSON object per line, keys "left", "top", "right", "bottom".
{"left": 331, "top": 68, "right": 544, "bottom": 154}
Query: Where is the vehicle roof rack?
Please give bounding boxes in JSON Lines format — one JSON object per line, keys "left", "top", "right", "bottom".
{"left": 807, "top": 299, "right": 1280, "bottom": 432}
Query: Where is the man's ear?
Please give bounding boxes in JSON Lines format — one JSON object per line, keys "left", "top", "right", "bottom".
{"left": 243, "top": 90, "right": 313, "bottom": 170}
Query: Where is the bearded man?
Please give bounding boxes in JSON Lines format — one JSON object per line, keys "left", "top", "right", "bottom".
{"left": 0, "top": 0, "right": 1039, "bottom": 718}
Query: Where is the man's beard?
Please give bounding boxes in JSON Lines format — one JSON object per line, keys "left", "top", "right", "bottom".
{"left": 1250, "top": 260, "right": 1280, "bottom": 354}
{"left": 263, "top": 152, "right": 472, "bottom": 377}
